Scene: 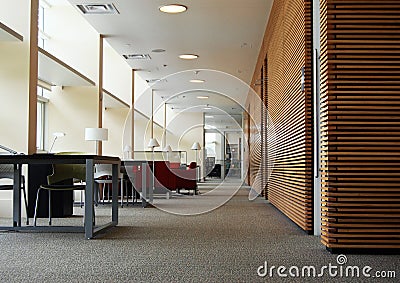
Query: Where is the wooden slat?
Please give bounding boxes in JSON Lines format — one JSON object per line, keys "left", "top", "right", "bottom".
{"left": 320, "top": 0, "right": 400, "bottom": 250}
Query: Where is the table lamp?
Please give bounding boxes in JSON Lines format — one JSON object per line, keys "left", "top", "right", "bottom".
{"left": 49, "top": 132, "right": 66, "bottom": 152}
{"left": 85, "top": 128, "right": 108, "bottom": 154}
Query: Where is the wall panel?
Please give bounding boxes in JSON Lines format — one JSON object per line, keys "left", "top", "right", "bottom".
{"left": 251, "top": 0, "right": 313, "bottom": 232}
{"left": 320, "top": 0, "right": 400, "bottom": 250}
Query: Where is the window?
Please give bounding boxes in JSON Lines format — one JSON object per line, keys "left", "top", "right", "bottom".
{"left": 37, "top": 86, "right": 49, "bottom": 151}
{"left": 38, "top": 5, "right": 45, "bottom": 48}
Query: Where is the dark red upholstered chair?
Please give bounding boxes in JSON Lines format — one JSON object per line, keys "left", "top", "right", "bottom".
{"left": 153, "top": 161, "right": 176, "bottom": 190}
{"left": 171, "top": 163, "right": 198, "bottom": 195}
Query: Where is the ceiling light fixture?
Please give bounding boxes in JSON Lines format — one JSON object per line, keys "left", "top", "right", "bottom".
{"left": 203, "top": 107, "right": 212, "bottom": 110}
{"left": 152, "top": 48, "right": 166, "bottom": 53}
{"left": 77, "top": 3, "right": 119, "bottom": 14}
{"left": 123, "top": 54, "right": 151, "bottom": 60}
{"left": 159, "top": 4, "right": 187, "bottom": 14}
{"left": 197, "top": 96, "right": 209, "bottom": 99}
{"left": 179, "top": 54, "right": 199, "bottom": 60}
{"left": 190, "top": 79, "right": 205, "bottom": 83}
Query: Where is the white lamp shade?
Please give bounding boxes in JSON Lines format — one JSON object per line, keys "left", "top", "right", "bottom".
{"left": 163, "top": 145, "right": 172, "bottom": 152}
{"left": 53, "top": 132, "right": 66, "bottom": 137}
{"left": 191, "top": 142, "right": 201, "bottom": 150}
{"left": 85, "top": 128, "right": 108, "bottom": 141}
{"left": 148, "top": 138, "right": 160, "bottom": 148}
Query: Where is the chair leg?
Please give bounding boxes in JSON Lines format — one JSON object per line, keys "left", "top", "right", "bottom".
{"left": 21, "top": 184, "right": 29, "bottom": 225}
{"left": 120, "top": 179, "right": 124, "bottom": 208}
{"left": 33, "top": 188, "right": 41, "bottom": 227}
{"left": 48, "top": 190, "right": 52, "bottom": 226}
{"left": 107, "top": 184, "right": 110, "bottom": 203}
{"left": 101, "top": 184, "right": 104, "bottom": 205}
{"left": 94, "top": 183, "right": 98, "bottom": 207}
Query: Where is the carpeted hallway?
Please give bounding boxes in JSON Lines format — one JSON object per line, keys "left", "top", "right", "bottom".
{"left": 0, "top": 182, "right": 398, "bottom": 282}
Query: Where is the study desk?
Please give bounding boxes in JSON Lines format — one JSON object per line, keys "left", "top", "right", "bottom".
{"left": 0, "top": 154, "right": 120, "bottom": 239}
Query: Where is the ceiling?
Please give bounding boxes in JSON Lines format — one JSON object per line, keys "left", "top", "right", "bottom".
{"left": 64, "top": 0, "right": 272, "bottom": 115}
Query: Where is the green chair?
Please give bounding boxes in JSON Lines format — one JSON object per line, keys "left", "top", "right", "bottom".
{"left": 33, "top": 163, "right": 86, "bottom": 226}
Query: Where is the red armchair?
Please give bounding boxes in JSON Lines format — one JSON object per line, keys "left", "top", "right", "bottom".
{"left": 128, "top": 161, "right": 198, "bottom": 195}
{"left": 171, "top": 164, "right": 198, "bottom": 195}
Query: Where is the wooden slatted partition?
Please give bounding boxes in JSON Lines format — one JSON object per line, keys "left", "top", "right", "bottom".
{"left": 320, "top": 0, "right": 400, "bottom": 250}
{"left": 261, "top": 62, "right": 268, "bottom": 198}
{"left": 249, "top": 83, "right": 262, "bottom": 192}
{"left": 251, "top": 0, "right": 313, "bottom": 232}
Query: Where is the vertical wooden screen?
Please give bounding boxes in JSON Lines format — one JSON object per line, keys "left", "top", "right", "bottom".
{"left": 261, "top": 61, "right": 268, "bottom": 198}
{"left": 249, "top": 84, "right": 262, "bottom": 192}
{"left": 320, "top": 0, "right": 400, "bottom": 250}
{"left": 251, "top": 0, "right": 313, "bottom": 232}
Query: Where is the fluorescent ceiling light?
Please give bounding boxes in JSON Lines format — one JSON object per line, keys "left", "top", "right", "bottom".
{"left": 191, "top": 79, "right": 205, "bottom": 83}
{"left": 179, "top": 54, "right": 199, "bottom": 60}
{"left": 77, "top": 3, "right": 119, "bottom": 15}
{"left": 159, "top": 4, "right": 187, "bottom": 14}
{"left": 205, "top": 115, "right": 214, "bottom": 118}
{"left": 197, "top": 96, "right": 209, "bottom": 99}
{"left": 123, "top": 54, "right": 151, "bottom": 60}
{"left": 203, "top": 107, "right": 212, "bottom": 110}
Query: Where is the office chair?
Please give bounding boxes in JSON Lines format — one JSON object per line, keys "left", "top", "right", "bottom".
{"left": 33, "top": 163, "right": 86, "bottom": 226}
{"left": 94, "top": 164, "right": 130, "bottom": 207}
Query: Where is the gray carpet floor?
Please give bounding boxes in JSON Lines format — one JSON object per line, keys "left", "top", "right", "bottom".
{"left": 0, "top": 182, "right": 398, "bottom": 282}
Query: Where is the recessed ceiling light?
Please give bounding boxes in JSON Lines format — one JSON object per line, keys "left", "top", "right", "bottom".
{"left": 179, "top": 54, "right": 199, "bottom": 60}
{"left": 190, "top": 79, "right": 205, "bottom": 83}
{"left": 197, "top": 96, "right": 209, "bottom": 99}
{"left": 77, "top": 3, "right": 119, "bottom": 14}
{"left": 159, "top": 4, "right": 187, "bottom": 14}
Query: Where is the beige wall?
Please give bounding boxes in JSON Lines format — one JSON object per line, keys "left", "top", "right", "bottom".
{"left": 47, "top": 86, "right": 97, "bottom": 153}
{"left": 0, "top": 1, "right": 31, "bottom": 153}
{"left": 103, "top": 41, "right": 131, "bottom": 105}
{"left": 103, "top": 107, "right": 130, "bottom": 157}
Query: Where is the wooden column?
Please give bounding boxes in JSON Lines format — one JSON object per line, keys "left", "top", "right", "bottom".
{"left": 97, "top": 34, "right": 104, "bottom": 155}
{"left": 28, "top": 0, "right": 39, "bottom": 154}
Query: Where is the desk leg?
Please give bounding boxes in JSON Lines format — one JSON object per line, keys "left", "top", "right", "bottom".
{"left": 112, "top": 164, "right": 118, "bottom": 224}
{"left": 85, "top": 159, "right": 94, "bottom": 239}
{"left": 13, "top": 164, "right": 21, "bottom": 227}
{"left": 141, "top": 163, "right": 147, "bottom": 208}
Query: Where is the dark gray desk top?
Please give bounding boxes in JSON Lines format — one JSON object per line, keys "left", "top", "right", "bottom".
{"left": 0, "top": 154, "right": 120, "bottom": 165}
